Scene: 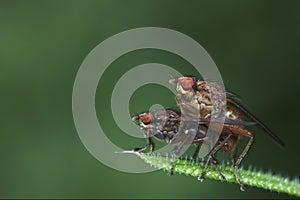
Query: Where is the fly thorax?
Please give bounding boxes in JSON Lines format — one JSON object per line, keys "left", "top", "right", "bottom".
{"left": 197, "top": 81, "right": 226, "bottom": 117}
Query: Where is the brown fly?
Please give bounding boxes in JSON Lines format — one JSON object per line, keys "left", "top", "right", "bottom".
{"left": 169, "top": 76, "right": 284, "bottom": 190}
{"left": 126, "top": 108, "right": 258, "bottom": 190}
{"left": 123, "top": 76, "right": 284, "bottom": 191}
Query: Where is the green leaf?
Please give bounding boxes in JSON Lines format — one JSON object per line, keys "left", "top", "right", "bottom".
{"left": 133, "top": 152, "right": 300, "bottom": 197}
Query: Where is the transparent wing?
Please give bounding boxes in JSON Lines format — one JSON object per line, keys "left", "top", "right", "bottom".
{"left": 227, "top": 97, "right": 284, "bottom": 147}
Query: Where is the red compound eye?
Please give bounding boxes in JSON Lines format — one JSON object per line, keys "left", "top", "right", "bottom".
{"left": 141, "top": 113, "right": 152, "bottom": 125}
{"left": 181, "top": 78, "right": 194, "bottom": 90}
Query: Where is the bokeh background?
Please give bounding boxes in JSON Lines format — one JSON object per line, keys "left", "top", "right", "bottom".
{"left": 1, "top": 0, "right": 299, "bottom": 198}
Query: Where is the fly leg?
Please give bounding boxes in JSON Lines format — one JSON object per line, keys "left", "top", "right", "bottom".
{"left": 231, "top": 145, "right": 238, "bottom": 165}
{"left": 210, "top": 158, "right": 226, "bottom": 180}
{"left": 167, "top": 143, "right": 185, "bottom": 176}
{"left": 191, "top": 137, "right": 207, "bottom": 159}
{"left": 122, "top": 137, "right": 154, "bottom": 154}
{"left": 168, "top": 127, "right": 197, "bottom": 176}
{"left": 191, "top": 125, "right": 208, "bottom": 160}
{"left": 167, "top": 135, "right": 189, "bottom": 176}
{"left": 234, "top": 133, "right": 255, "bottom": 191}
{"left": 199, "top": 133, "right": 232, "bottom": 182}
{"left": 167, "top": 154, "right": 178, "bottom": 176}
{"left": 192, "top": 143, "right": 202, "bottom": 160}
{"left": 136, "top": 137, "right": 154, "bottom": 153}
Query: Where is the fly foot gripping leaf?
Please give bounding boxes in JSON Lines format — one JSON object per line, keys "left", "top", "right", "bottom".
{"left": 134, "top": 152, "right": 300, "bottom": 197}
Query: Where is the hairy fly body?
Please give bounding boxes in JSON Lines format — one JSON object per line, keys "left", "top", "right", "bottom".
{"left": 169, "top": 76, "right": 284, "bottom": 190}
{"left": 123, "top": 76, "right": 284, "bottom": 191}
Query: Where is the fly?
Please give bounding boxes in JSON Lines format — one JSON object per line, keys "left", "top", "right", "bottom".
{"left": 169, "top": 76, "right": 284, "bottom": 190}
{"left": 123, "top": 76, "right": 284, "bottom": 191}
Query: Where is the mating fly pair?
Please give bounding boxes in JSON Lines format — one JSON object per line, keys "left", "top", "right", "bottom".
{"left": 125, "top": 76, "right": 284, "bottom": 190}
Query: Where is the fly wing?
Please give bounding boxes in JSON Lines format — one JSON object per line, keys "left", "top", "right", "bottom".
{"left": 196, "top": 118, "right": 256, "bottom": 126}
{"left": 166, "top": 106, "right": 256, "bottom": 126}
{"left": 226, "top": 97, "right": 285, "bottom": 147}
{"left": 226, "top": 90, "right": 240, "bottom": 99}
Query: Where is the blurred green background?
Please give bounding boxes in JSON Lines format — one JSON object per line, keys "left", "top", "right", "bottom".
{"left": 0, "top": 0, "right": 299, "bottom": 198}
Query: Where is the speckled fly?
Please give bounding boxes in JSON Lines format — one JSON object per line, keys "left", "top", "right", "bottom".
{"left": 123, "top": 76, "right": 284, "bottom": 190}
